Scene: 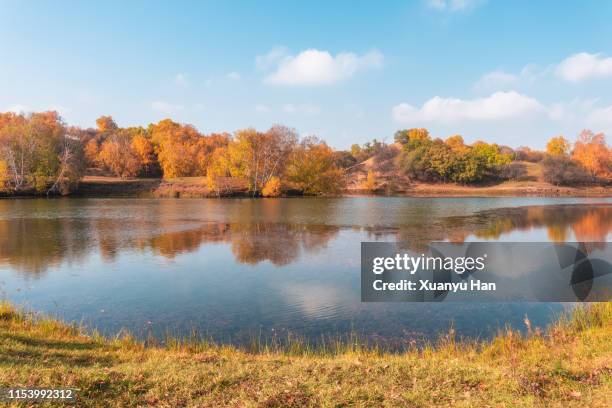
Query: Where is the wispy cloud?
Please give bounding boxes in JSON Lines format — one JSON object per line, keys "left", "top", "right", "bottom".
{"left": 587, "top": 105, "right": 612, "bottom": 133}
{"left": 262, "top": 48, "right": 383, "bottom": 86}
{"left": 426, "top": 0, "right": 485, "bottom": 12}
{"left": 556, "top": 52, "right": 612, "bottom": 82}
{"left": 474, "top": 70, "right": 518, "bottom": 91}
{"left": 227, "top": 72, "right": 241, "bottom": 81}
{"left": 255, "top": 46, "right": 289, "bottom": 70}
{"left": 174, "top": 73, "right": 188, "bottom": 87}
{"left": 392, "top": 91, "right": 545, "bottom": 123}
{"left": 474, "top": 65, "right": 548, "bottom": 91}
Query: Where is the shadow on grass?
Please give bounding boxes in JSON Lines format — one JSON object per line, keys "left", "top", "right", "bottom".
{"left": 0, "top": 332, "right": 118, "bottom": 367}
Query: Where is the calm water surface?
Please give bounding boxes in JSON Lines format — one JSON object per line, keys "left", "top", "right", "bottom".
{"left": 1, "top": 197, "right": 611, "bottom": 348}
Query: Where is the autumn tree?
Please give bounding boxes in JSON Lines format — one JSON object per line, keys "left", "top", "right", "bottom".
{"left": 0, "top": 111, "right": 84, "bottom": 192}
{"left": 227, "top": 125, "right": 297, "bottom": 195}
{"left": 445, "top": 135, "right": 469, "bottom": 154}
{"left": 546, "top": 136, "right": 570, "bottom": 156}
{"left": 364, "top": 170, "right": 377, "bottom": 191}
{"left": 149, "top": 119, "right": 202, "bottom": 178}
{"left": 572, "top": 130, "right": 611, "bottom": 180}
{"left": 0, "top": 159, "right": 8, "bottom": 191}
{"left": 286, "top": 136, "right": 344, "bottom": 195}
{"left": 84, "top": 139, "right": 100, "bottom": 167}
{"left": 194, "top": 132, "right": 230, "bottom": 175}
{"left": 262, "top": 176, "right": 282, "bottom": 197}
{"left": 98, "top": 131, "right": 141, "bottom": 178}
{"left": 96, "top": 115, "right": 118, "bottom": 134}
{"left": 206, "top": 146, "right": 233, "bottom": 195}
{"left": 394, "top": 128, "right": 430, "bottom": 147}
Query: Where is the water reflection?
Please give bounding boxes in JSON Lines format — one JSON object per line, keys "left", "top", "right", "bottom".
{"left": 1, "top": 198, "right": 610, "bottom": 347}
{"left": 388, "top": 204, "right": 612, "bottom": 251}
{"left": 1, "top": 201, "right": 611, "bottom": 277}
{"left": 0, "top": 219, "right": 339, "bottom": 276}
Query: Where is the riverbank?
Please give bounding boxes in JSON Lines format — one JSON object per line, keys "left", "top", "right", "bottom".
{"left": 0, "top": 302, "right": 610, "bottom": 407}
{"left": 20, "top": 176, "right": 612, "bottom": 198}
{"left": 2, "top": 175, "right": 611, "bottom": 198}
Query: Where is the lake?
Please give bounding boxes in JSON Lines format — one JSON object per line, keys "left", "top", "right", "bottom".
{"left": 1, "top": 197, "right": 611, "bottom": 349}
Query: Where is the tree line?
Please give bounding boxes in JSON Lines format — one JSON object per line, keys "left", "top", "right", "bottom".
{"left": 350, "top": 128, "right": 610, "bottom": 187}
{"left": 0, "top": 111, "right": 610, "bottom": 196}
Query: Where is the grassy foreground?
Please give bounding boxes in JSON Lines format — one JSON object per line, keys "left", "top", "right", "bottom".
{"left": 0, "top": 303, "right": 610, "bottom": 407}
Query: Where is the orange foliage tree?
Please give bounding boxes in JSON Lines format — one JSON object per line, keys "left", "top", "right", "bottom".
{"left": 572, "top": 130, "right": 611, "bottom": 179}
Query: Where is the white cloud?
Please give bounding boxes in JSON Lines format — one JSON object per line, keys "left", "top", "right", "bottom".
{"left": 392, "top": 91, "right": 545, "bottom": 123}
{"left": 151, "top": 101, "right": 184, "bottom": 114}
{"left": 255, "top": 46, "right": 288, "bottom": 70}
{"left": 174, "top": 73, "right": 188, "bottom": 86}
{"left": 283, "top": 103, "right": 321, "bottom": 116}
{"left": 227, "top": 72, "right": 241, "bottom": 81}
{"left": 426, "top": 0, "right": 484, "bottom": 12}
{"left": 556, "top": 52, "right": 612, "bottom": 82}
{"left": 474, "top": 70, "right": 518, "bottom": 91}
{"left": 587, "top": 105, "right": 612, "bottom": 132}
{"left": 263, "top": 48, "right": 383, "bottom": 86}
{"left": 548, "top": 98, "right": 599, "bottom": 122}
{"left": 474, "top": 64, "right": 549, "bottom": 91}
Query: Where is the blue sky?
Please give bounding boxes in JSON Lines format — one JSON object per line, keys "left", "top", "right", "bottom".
{"left": 2, "top": 0, "right": 612, "bottom": 149}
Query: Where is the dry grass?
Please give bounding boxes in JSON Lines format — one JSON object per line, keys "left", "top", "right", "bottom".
{"left": 0, "top": 302, "right": 610, "bottom": 407}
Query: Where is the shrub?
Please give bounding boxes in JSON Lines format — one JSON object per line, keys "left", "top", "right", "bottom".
{"left": 514, "top": 146, "right": 545, "bottom": 162}
{"left": 363, "top": 170, "right": 377, "bottom": 191}
{"left": 500, "top": 162, "right": 528, "bottom": 181}
{"left": 333, "top": 151, "right": 357, "bottom": 169}
{"left": 542, "top": 156, "right": 591, "bottom": 186}
{"left": 262, "top": 176, "right": 282, "bottom": 197}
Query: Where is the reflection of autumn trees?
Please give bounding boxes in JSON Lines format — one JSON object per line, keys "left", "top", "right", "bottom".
{"left": 434, "top": 205, "right": 610, "bottom": 244}
{"left": 373, "top": 204, "right": 612, "bottom": 252}
{"left": 229, "top": 223, "right": 338, "bottom": 266}
{"left": 0, "top": 217, "right": 90, "bottom": 276}
{"left": 0, "top": 215, "right": 339, "bottom": 276}
{"left": 469, "top": 205, "right": 612, "bottom": 243}
{"left": 2, "top": 202, "right": 610, "bottom": 277}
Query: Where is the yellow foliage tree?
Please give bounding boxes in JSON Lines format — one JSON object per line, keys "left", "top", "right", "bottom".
{"left": 546, "top": 136, "right": 570, "bottom": 156}
{"left": 364, "top": 170, "right": 377, "bottom": 191}
{"left": 262, "top": 176, "right": 281, "bottom": 197}
{"left": 0, "top": 160, "right": 8, "bottom": 191}
{"left": 84, "top": 139, "right": 100, "bottom": 167}
{"left": 286, "top": 137, "right": 344, "bottom": 195}
{"left": 227, "top": 126, "right": 296, "bottom": 195}
{"left": 445, "top": 135, "right": 469, "bottom": 154}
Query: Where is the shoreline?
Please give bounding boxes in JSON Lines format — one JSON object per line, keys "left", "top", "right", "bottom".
{"left": 1, "top": 301, "right": 610, "bottom": 406}
{"left": 2, "top": 176, "right": 612, "bottom": 199}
